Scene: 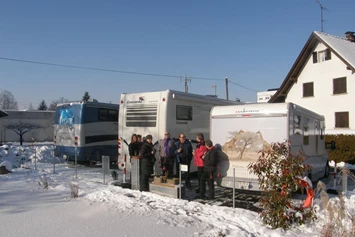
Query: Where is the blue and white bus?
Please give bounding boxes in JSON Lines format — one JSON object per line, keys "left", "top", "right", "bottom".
{"left": 54, "top": 99, "right": 119, "bottom": 164}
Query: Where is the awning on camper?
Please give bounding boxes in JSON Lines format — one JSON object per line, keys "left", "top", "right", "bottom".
{"left": 0, "top": 110, "right": 8, "bottom": 118}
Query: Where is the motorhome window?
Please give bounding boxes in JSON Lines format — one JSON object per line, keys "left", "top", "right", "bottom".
{"left": 98, "top": 109, "right": 118, "bottom": 121}
{"left": 335, "top": 112, "right": 349, "bottom": 128}
{"left": 294, "top": 115, "right": 302, "bottom": 135}
{"left": 176, "top": 105, "right": 192, "bottom": 120}
{"left": 320, "top": 129, "right": 324, "bottom": 140}
{"left": 303, "top": 82, "right": 314, "bottom": 97}
{"left": 303, "top": 117, "right": 310, "bottom": 145}
{"left": 303, "top": 126, "right": 309, "bottom": 145}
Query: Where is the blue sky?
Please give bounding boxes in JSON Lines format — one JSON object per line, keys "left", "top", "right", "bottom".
{"left": 0, "top": 0, "right": 354, "bottom": 109}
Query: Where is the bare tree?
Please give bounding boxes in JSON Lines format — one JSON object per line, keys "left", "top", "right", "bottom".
{"left": 48, "top": 97, "right": 69, "bottom": 111}
{"left": 5, "top": 120, "right": 42, "bottom": 145}
{"left": 0, "top": 90, "right": 18, "bottom": 110}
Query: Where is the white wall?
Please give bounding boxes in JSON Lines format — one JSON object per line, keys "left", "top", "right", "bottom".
{"left": 257, "top": 90, "right": 277, "bottom": 103}
{"left": 285, "top": 42, "right": 355, "bottom": 134}
{"left": 0, "top": 110, "right": 55, "bottom": 143}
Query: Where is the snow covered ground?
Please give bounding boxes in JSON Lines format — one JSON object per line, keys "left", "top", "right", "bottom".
{"left": 0, "top": 143, "right": 355, "bottom": 237}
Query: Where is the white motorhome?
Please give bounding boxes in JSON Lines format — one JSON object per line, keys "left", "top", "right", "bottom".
{"left": 118, "top": 89, "right": 241, "bottom": 173}
{"left": 210, "top": 102, "right": 329, "bottom": 191}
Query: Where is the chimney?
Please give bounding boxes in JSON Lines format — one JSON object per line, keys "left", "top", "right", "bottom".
{"left": 345, "top": 31, "right": 355, "bottom": 42}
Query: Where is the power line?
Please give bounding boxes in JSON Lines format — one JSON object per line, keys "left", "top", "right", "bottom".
{"left": 228, "top": 79, "right": 258, "bottom": 92}
{"left": 0, "top": 56, "right": 181, "bottom": 79}
{"left": 0, "top": 56, "right": 220, "bottom": 81}
{"left": 0, "top": 56, "right": 258, "bottom": 91}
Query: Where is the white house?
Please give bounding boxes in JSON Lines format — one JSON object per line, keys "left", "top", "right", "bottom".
{"left": 270, "top": 31, "right": 355, "bottom": 134}
{"left": 257, "top": 89, "right": 277, "bottom": 103}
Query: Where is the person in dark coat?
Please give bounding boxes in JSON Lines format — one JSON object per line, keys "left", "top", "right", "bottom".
{"left": 128, "top": 134, "right": 140, "bottom": 157}
{"left": 139, "top": 134, "right": 156, "bottom": 192}
{"left": 199, "top": 139, "right": 218, "bottom": 200}
{"left": 175, "top": 133, "right": 193, "bottom": 189}
{"left": 137, "top": 134, "right": 143, "bottom": 150}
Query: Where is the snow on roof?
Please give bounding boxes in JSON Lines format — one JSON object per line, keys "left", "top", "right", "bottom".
{"left": 315, "top": 31, "right": 355, "bottom": 70}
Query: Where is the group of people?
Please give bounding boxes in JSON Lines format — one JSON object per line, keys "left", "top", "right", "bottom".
{"left": 128, "top": 132, "right": 219, "bottom": 200}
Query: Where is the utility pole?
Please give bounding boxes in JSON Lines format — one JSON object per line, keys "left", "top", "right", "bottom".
{"left": 225, "top": 77, "right": 229, "bottom": 100}
{"left": 211, "top": 85, "right": 217, "bottom": 96}
{"left": 180, "top": 75, "right": 191, "bottom": 93}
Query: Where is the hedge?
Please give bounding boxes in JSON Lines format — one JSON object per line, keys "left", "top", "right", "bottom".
{"left": 325, "top": 134, "right": 355, "bottom": 164}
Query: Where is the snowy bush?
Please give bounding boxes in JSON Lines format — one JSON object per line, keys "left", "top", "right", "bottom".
{"left": 248, "top": 140, "right": 316, "bottom": 230}
{"left": 70, "top": 182, "right": 79, "bottom": 199}
{"left": 317, "top": 169, "right": 355, "bottom": 236}
{"left": 38, "top": 174, "right": 49, "bottom": 189}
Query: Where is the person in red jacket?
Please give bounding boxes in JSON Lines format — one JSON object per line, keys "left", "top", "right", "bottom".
{"left": 193, "top": 132, "right": 207, "bottom": 195}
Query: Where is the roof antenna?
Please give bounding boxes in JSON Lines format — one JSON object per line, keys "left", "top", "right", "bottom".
{"left": 316, "top": 0, "right": 329, "bottom": 32}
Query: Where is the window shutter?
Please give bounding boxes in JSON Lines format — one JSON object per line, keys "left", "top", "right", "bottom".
{"left": 333, "top": 77, "right": 347, "bottom": 94}
{"left": 335, "top": 112, "right": 349, "bottom": 128}
{"left": 312, "top": 52, "right": 318, "bottom": 63}
{"left": 333, "top": 79, "right": 338, "bottom": 94}
{"left": 341, "top": 77, "right": 347, "bottom": 93}
{"left": 326, "top": 48, "right": 331, "bottom": 60}
{"left": 344, "top": 112, "right": 349, "bottom": 127}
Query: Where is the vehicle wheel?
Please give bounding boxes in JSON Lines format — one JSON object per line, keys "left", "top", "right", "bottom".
{"left": 324, "top": 162, "right": 330, "bottom": 178}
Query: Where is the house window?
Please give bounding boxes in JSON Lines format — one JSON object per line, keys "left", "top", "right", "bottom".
{"left": 312, "top": 48, "right": 331, "bottom": 63}
{"left": 303, "top": 82, "right": 314, "bottom": 97}
{"left": 335, "top": 112, "right": 349, "bottom": 128}
{"left": 333, "top": 77, "right": 347, "bottom": 94}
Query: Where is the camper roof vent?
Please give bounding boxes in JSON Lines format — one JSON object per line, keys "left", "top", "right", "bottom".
{"left": 87, "top": 99, "right": 99, "bottom": 103}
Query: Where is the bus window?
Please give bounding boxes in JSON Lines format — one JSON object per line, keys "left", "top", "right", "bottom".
{"left": 108, "top": 109, "right": 118, "bottom": 121}
{"left": 99, "top": 109, "right": 118, "bottom": 122}
{"left": 176, "top": 105, "right": 192, "bottom": 120}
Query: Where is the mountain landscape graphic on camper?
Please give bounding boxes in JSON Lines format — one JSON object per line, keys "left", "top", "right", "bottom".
{"left": 222, "top": 130, "right": 271, "bottom": 161}
{"left": 59, "top": 108, "right": 74, "bottom": 128}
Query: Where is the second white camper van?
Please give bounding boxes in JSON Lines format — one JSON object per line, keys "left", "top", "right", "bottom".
{"left": 210, "top": 102, "right": 329, "bottom": 191}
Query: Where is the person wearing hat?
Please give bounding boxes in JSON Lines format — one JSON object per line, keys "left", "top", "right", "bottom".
{"left": 139, "top": 134, "right": 156, "bottom": 191}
